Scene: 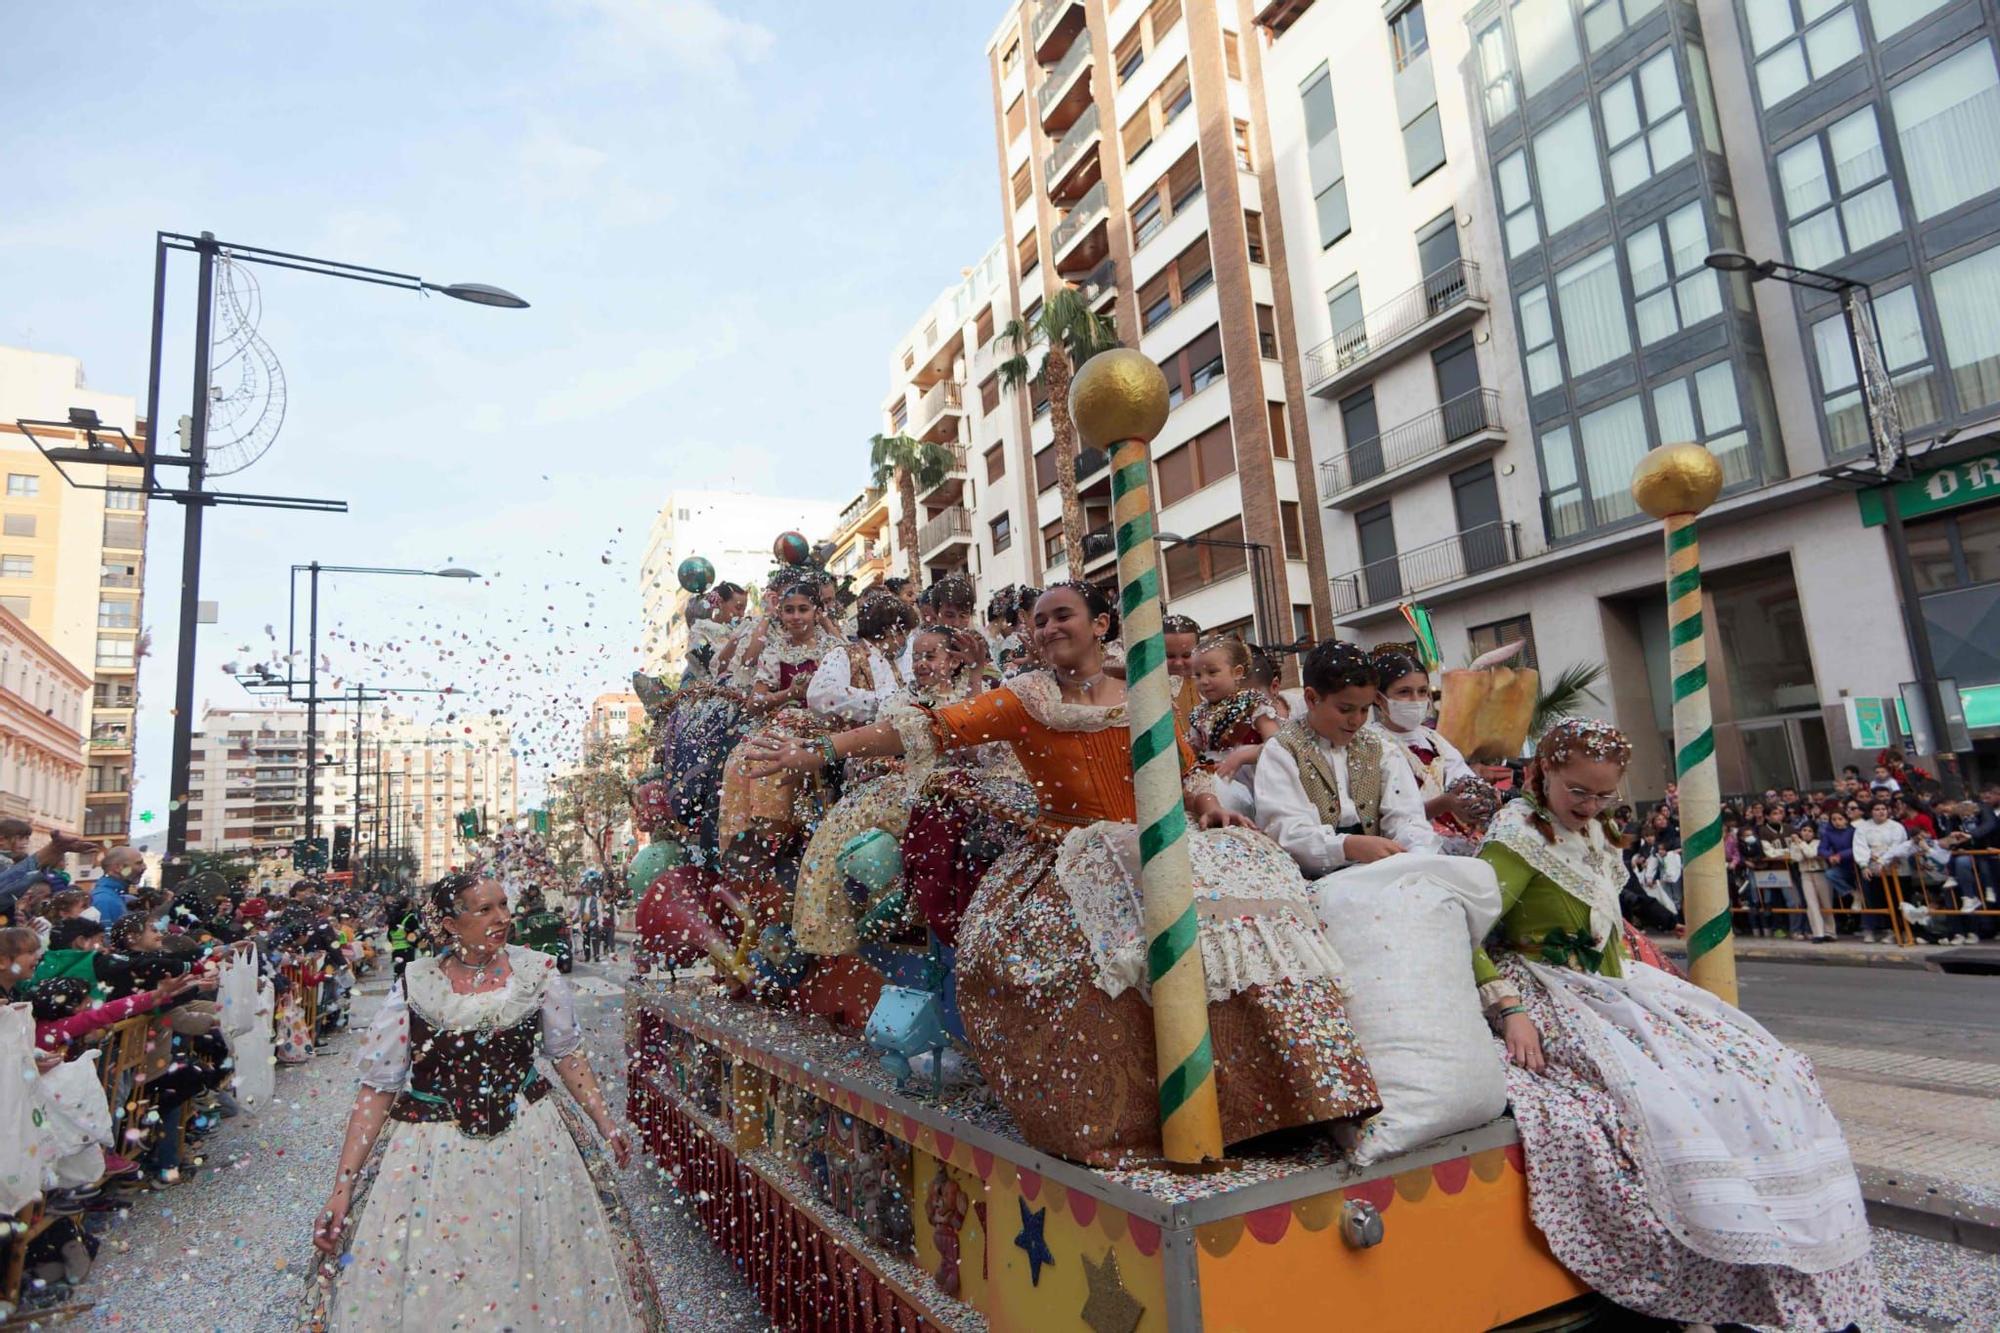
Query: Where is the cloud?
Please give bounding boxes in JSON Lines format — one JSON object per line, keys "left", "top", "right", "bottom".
{"left": 553, "top": 0, "right": 775, "bottom": 78}
{"left": 514, "top": 125, "right": 675, "bottom": 225}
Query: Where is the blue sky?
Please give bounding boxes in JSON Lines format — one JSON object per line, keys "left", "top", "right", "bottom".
{"left": 0, "top": 0, "right": 1007, "bottom": 820}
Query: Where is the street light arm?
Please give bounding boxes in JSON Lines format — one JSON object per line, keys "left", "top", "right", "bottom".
{"left": 161, "top": 235, "right": 528, "bottom": 308}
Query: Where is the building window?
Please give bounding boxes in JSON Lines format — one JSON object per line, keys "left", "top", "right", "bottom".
{"left": 1116, "top": 26, "right": 1145, "bottom": 84}
{"left": 1137, "top": 234, "right": 1214, "bottom": 332}
{"left": 1012, "top": 162, "right": 1033, "bottom": 208}
{"left": 1497, "top": 150, "right": 1540, "bottom": 258}
{"left": 1161, "top": 326, "right": 1225, "bottom": 408}
{"left": 1155, "top": 420, "right": 1235, "bottom": 506}
{"left": 1891, "top": 42, "right": 2000, "bottom": 223}
{"left": 980, "top": 374, "right": 1001, "bottom": 416}
{"left": 1035, "top": 446, "right": 1057, "bottom": 492}
{"left": 0, "top": 556, "right": 31, "bottom": 579}
{"left": 1653, "top": 363, "right": 1753, "bottom": 484}
{"left": 1871, "top": 0, "right": 1952, "bottom": 39}
{"left": 1811, "top": 286, "right": 1939, "bottom": 452}
{"left": 1005, "top": 95, "right": 1026, "bottom": 141}
{"left": 1513, "top": 0, "right": 1581, "bottom": 99}
{"left": 1776, "top": 105, "right": 1901, "bottom": 268}
{"left": 1554, "top": 248, "right": 1630, "bottom": 376}
{"left": 103, "top": 516, "right": 141, "bottom": 550}
{"left": 0, "top": 596, "right": 26, "bottom": 618}
{"left": 1533, "top": 104, "right": 1604, "bottom": 236}
{"left": 1627, "top": 201, "right": 1722, "bottom": 344}
{"left": 1404, "top": 105, "right": 1446, "bottom": 184}
{"left": 1745, "top": 0, "right": 1862, "bottom": 108}
{"left": 1163, "top": 518, "right": 1247, "bottom": 596}
{"left": 1233, "top": 119, "right": 1253, "bottom": 172}
{"left": 1244, "top": 210, "right": 1265, "bottom": 264}
{"left": 97, "top": 598, "right": 136, "bottom": 629}
{"left": 104, "top": 486, "right": 142, "bottom": 510}
{"left": 1468, "top": 615, "right": 1539, "bottom": 669}
{"left": 1256, "top": 304, "right": 1280, "bottom": 359}
{"left": 1908, "top": 508, "right": 2000, "bottom": 593}
{"left": 1159, "top": 62, "right": 1192, "bottom": 126}
{"left": 1279, "top": 501, "right": 1305, "bottom": 560}
{"left": 1267, "top": 402, "right": 1291, "bottom": 459}
{"left": 1476, "top": 19, "right": 1517, "bottom": 122}
{"left": 1224, "top": 29, "right": 1243, "bottom": 79}
{"left": 985, "top": 444, "right": 1006, "bottom": 484}
{"left": 1122, "top": 106, "right": 1154, "bottom": 165}
{"left": 1127, "top": 147, "right": 1202, "bottom": 251}
{"left": 1302, "top": 65, "right": 1350, "bottom": 249}
{"left": 96, "top": 637, "right": 135, "bottom": 668}
{"left": 1602, "top": 48, "right": 1691, "bottom": 195}
{"left": 1042, "top": 518, "right": 1065, "bottom": 566}
{"left": 1579, "top": 0, "right": 1663, "bottom": 50}
{"left": 1540, "top": 426, "right": 1588, "bottom": 540}
{"left": 1356, "top": 502, "right": 1401, "bottom": 603}
{"left": 1580, "top": 396, "right": 1650, "bottom": 528}
{"left": 1931, "top": 243, "right": 2000, "bottom": 411}
{"left": 101, "top": 560, "right": 138, "bottom": 589}
{"left": 1017, "top": 231, "right": 1040, "bottom": 283}
{"left": 1326, "top": 275, "right": 1363, "bottom": 345}
{"left": 1002, "top": 37, "right": 1020, "bottom": 75}
{"left": 990, "top": 514, "right": 1013, "bottom": 554}
{"left": 2, "top": 515, "right": 33, "bottom": 538}
{"left": 5, "top": 475, "right": 36, "bottom": 498}
{"left": 1390, "top": 1, "right": 1429, "bottom": 69}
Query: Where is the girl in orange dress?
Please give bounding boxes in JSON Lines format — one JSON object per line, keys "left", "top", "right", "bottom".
{"left": 745, "top": 582, "right": 1377, "bottom": 1166}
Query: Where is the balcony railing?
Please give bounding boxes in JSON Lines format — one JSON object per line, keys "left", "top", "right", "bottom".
{"left": 919, "top": 444, "right": 969, "bottom": 494}
{"left": 1036, "top": 29, "right": 1092, "bottom": 121}
{"left": 88, "top": 735, "right": 132, "bottom": 750}
{"left": 1304, "top": 260, "right": 1483, "bottom": 394}
{"left": 1051, "top": 180, "right": 1108, "bottom": 257}
{"left": 1076, "top": 445, "right": 1109, "bottom": 483}
{"left": 1030, "top": 0, "right": 1084, "bottom": 59}
{"left": 919, "top": 507, "right": 973, "bottom": 553}
{"left": 913, "top": 379, "right": 965, "bottom": 438}
{"left": 1319, "top": 389, "right": 1504, "bottom": 497}
{"left": 1077, "top": 255, "right": 1116, "bottom": 300}
{"left": 837, "top": 487, "right": 883, "bottom": 532}
{"left": 1329, "top": 520, "right": 1525, "bottom": 614}
{"left": 1044, "top": 103, "right": 1100, "bottom": 193}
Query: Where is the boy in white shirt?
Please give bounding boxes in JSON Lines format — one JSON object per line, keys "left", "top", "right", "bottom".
{"left": 1255, "top": 639, "right": 1438, "bottom": 876}
{"left": 1852, "top": 800, "right": 1910, "bottom": 943}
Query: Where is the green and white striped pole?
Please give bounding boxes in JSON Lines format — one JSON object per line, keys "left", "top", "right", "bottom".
{"left": 1632, "top": 444, "right": 1735, "bottom": 1003}
{"left": 1070, "top": 348, "right": 1224, "bottom": 1165}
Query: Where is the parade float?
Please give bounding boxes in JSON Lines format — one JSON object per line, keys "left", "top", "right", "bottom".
{"left": 623, "top": 355, "right": 1595, "bottom": 1331}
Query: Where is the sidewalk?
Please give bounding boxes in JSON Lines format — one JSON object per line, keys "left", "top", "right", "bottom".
{"left": 1644, "top": 931, "right": 1998, "bottom": 972}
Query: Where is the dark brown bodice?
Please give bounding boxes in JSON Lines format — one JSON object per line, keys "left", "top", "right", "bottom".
{"left": 388, "top": 1005, "right": 550, "bottom": 1138}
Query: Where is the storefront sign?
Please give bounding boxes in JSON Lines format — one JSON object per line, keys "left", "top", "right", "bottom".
{"left": 1857, "top": 448, "right": 2000, "bottom": 526}
{"left": 1843, "top": 696, "right": 1893, "bottom": 750}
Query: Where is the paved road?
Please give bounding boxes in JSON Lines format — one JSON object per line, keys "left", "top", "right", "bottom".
{"left": 1733, "top": 959, "right": 2000, "bottom": 1061}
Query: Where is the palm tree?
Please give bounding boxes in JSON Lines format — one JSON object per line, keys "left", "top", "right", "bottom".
{"left": 1530, "top": 661, "right": 1608, "bottom": 740}
{"left": 869, "top": 433, "right": 956, "bottom": 586}
{"left": 996, "top": 287, "right": 1121, "bottom": 575}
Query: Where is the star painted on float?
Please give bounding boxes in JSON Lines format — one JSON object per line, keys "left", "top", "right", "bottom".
{"left": 1013, "top": 1196, "right": 1053, "bottom": 1286}
{"left": 1080, "top": 1247, "right": 1143, "bottom": 1333}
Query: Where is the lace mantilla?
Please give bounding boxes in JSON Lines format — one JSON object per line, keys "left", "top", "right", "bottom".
{"left": 1484, "top": 798, "right": 1624, "bottom": 954}
{"left": 403, "top": 946, "right": 554, "bottom": 1033}
{"left": 1007, "top": 670, "right": 1127, "bottom": 732}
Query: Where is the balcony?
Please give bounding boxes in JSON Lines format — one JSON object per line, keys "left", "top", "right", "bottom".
{"left": 1305, "top": 260, "right": 1487, "bottom": 399}
{"left": 1318, "top": 389, "right": 1507, "bottom": 510}
{"left": 913, "top": 380, "right": 965, "bottom": 444}
{"left": 1052, "top": 180, "right": 1110, "bottom": 274}
{"left": 919, "top": 444, "right": 969, "bottom": 504}
{"left": 1329, "top": 521, "right": 1527, "bottom": 615}
{"left": 88, "top": 734, "right": 132, "bottom": 752}
{"left": 836, "top": 487, "right": 885, "bottom": 534}
{"left": 1076, "top": 255, "right": 1117, "bottom": 305}
{"left": 1044, "top": 103, "right": 1101, "bottom": 202}
{"left": 1037, "top": 29, "right": 1093, "bottom": 134}
{"left": 919, "top": 506, "right": 973, "bottom": 556}
{"left": 1030, "top": 0, "right": 1085, "bottom": 64}
{"left": 1253, "top": 0, "right": 1318, "bottom": 36}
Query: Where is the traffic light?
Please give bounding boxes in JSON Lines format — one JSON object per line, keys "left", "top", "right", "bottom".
{"left": 291, "top": 836, "right": 329, "bottom": 872}
{"left": 531, "top": 808, "right": 550, "bottom": 835}
{"left": 331, "top": 825, "right": 353, "bottom": 872}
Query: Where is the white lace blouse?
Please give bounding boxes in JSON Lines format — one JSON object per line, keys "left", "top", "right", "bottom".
{"left": 355, "top": 946, "right": 585, "bottom": 1093}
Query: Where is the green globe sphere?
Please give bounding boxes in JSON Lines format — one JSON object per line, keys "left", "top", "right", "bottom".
{"left": 677, "top": 556, "right": 715, "bottom": 594}
{"left": 625, "top": 839, "right": 685, "bottom": 896}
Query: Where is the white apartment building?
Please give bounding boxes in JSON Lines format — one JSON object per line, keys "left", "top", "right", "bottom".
{"left": 875, "top": 241, "right": 1040, "bottom": 597}
{"left": 638, "top": 489, "right": 840, "bottom": 676}
{"left": 184, "top": 705, "right": 360, "bottom": 856}
{"left": 1255, "top": 0, "right": 2000, "bottom": 795}
{"left": 373, "top": 711, "right": 521, "bottom": 884}
{"left": 986, "top": 0, "right": 1334, "bottom": 650}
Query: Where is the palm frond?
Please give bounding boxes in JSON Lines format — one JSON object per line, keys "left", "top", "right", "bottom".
{"left": 869, "top": 431, "right": 926, "bottom": 490}
{"left": 1530, "top": 661, "right": 1607, "bottom": 738}
{"left": 907, "top": 439, "right": 956, "bottom": 491}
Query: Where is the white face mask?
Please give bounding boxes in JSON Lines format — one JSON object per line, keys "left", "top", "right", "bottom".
{"left": 1382, "top": 698, "right": 1430, "bottom": 732}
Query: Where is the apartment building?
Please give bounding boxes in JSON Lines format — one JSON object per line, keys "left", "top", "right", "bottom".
{"left": 875, "top": 241, "right": 1041, "bottom": 596}
{"left": 0, "top": 606, "right": 88, "bottom": 835}
{"left": 373, "top": 712, "right": 521, "bottom": 884}
{"left": 825, "top": 486, "right": 894, "bottom": 595}
{"left": 1255, "top": 0, "right": 2000, "bottom": 795}
{"left": 0, "top": 346, "right": 150, "bottom": 847}
{"left": 585, "top": 691, "right": 645, "bottom": 748}
{"left": 638, "top": 489, "right": 840, "bottom": 677}
{"left": 987, "top": 0, "right": 1333, "bottom": 646}
{"left": 184, "top": 706, "right": 359, "bottom": 856}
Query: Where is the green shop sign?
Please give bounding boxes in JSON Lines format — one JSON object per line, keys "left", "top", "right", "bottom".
{"left": 1857, "top": 448, "right": 2000, "bottom": 526}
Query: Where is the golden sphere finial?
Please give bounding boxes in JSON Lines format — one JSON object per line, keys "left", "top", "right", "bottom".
{"left": 1631, "top": 443, "right": 1725, "bottom": 519}
{"left": 1070, "top": 349, "right": 1170, "bottom": 451}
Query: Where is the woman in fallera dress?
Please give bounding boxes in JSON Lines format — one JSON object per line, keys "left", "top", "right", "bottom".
{"left": 309, "top": 873, "right": 659, "bottom": 1331}
{"left": 745, "top": 581, "right": 1377, "bottom": 1166}
{"left": 1476, "top": 718, "right": 1878, "bottom": 1329}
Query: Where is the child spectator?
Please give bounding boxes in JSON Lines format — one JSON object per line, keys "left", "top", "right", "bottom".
{"left": 1853, "top": 800, "right": 1910, "bottom": 943}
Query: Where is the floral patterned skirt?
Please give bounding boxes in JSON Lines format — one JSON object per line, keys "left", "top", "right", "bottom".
{"left": 955, "top": 826, "right": 1379, "bottom": 1167}
{"left": 1496, "top": 953, "right": 1881, "bottom": 1329}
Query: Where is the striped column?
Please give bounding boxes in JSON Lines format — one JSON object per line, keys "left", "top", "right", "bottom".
{"left": 1634, "top": 444, "right": 1734, "bottom": 1004}
{"left": 1073, "top": 347, "right": 1223, "bottom": 1165}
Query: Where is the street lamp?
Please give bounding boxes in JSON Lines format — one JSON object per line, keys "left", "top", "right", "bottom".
{"left": 1155, "top": 531, "right": 1279, "bottom": 645}
{"left": 290, "top": 563, "right": 482, "bottom": 845}
{"left": 124, "top": 231, "right": 522, "bottom": 884}
{"left": 1703, "top": 247, "right": 1960, "bottom": 794}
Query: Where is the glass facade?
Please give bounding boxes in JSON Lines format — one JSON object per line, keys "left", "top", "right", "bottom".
{"left": 1467, "top": 0, "right": 1785, "bottom": 544}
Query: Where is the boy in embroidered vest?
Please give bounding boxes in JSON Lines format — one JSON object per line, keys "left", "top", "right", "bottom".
{"left": 1256, "top": 638, "right": 1438, "bottom": 875}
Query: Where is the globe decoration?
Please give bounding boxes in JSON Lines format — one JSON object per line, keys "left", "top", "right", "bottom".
{"left": 773, "top": 531, "right": 812, "bottom": 566}
{"left": 635, "top": 864, "right": 730, "bottom": 969}
{"left": 676, "top": 555, "right": 715, "bottom": 594}
{"left": 625, "top": 839, "right": 684, "bottom": 897}
{"left": 837, "top": 829, "right": 903, "bottom": 893}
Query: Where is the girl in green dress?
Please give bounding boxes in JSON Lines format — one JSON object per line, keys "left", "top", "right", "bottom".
{"left": 1476, "top": 718, "right": 1877, "bottom": 1329}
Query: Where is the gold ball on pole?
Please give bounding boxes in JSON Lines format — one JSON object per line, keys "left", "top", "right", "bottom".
{"left": 1071, "top": 348, "right": 1170, "bottom": 452}
{"left": 1631, "top": 443, "right": 1725, "bottom": 519}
